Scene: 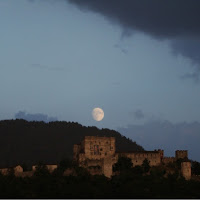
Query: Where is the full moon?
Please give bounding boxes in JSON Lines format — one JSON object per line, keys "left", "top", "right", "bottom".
{"left": 92, "top": 108, "right": 104, "bottom": 121}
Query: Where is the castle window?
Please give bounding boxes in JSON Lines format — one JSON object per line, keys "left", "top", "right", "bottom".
{"left": 105, "top": 152, "right": 107, "bottom": 156}
{"left": 94, "top": 145, "right": 100, "bottom": 155}
{"left": 100, "top": 148, "right": 103, "bottom": 151}
{"left": 110, "top": 146, "right": 113, "bottom": 150}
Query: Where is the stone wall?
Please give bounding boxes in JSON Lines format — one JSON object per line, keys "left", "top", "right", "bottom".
{"left": 73, "top": 144, "right": 81, "bottom": 160}
{"left": 162, "top": 157, "right": 176, "bottom": 164}
{"left": 116, "top": 151, "right": 161, "bottom": 167}
{"left": 102, "top": 157, "right": 113, "bottom": 178}
{"left": 181, "top": 162, "right": 191, "bottom": 180}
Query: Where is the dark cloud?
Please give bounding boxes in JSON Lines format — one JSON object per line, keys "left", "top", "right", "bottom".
{"left": 15, "top": 111, "right": 58, "bottom": 123}
{"left": 67, "top": 0, "right": 200, "bottom": 38}
{"left": 117, "top": 120, "right": 200, "bottom": 161}
{"left": 171, "top": 38, "right": 200, "bottom": 81}
{"left": 67, "top": 0, "right": 200, "bottom": 80}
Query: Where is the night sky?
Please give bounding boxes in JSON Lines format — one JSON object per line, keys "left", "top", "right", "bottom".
{"left": 1, "top": 0, "right": 200, "bottom": 161}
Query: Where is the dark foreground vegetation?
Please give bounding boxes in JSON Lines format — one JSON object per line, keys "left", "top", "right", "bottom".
{"left": 0, "top": 119, "right": 143, "bottom": 168}
{"left": 1, "top": 158, "right": 200, "bottom": 198}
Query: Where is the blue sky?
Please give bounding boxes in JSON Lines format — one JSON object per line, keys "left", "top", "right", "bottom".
{"left": 1, "top": 0, "right": 200, "bottom": 160}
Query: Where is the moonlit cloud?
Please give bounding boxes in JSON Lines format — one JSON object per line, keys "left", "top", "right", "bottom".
{"left": 15, "top": 111, "right": 58, "bottom": 122}
{"left": 129, "top": 109, "right": 145, "bottom": 120}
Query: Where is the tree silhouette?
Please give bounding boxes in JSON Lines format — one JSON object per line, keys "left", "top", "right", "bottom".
{"left": 113, "top": 156, "right": 133, "bottom": 173}
{"left": 142, "top": 158, "right": 150, "bottom": 173}
{"left": 192, "top": 161, "right": 200, "bottom": 175}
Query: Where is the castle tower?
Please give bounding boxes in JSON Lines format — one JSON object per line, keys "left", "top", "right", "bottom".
{"left": 181, "top": 162, "right": 191, "bottom": 180}
{"left": 83, "top": 136, "right": 116, "bottom": 159}
{"left": 157, "top": 149, "right": 164, "bottom": 160}
{"left": 175, "top": 150, "right": 188, "bottom": 160}
{"left": 73, "top": 136, "right": 116, "bottom": 178}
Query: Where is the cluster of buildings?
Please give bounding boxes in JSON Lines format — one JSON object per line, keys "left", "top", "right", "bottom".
{"left": 0, "top": 164, "right": 58, "bottom": 177}
{"left": 0, "top": 136, "right": 191, "bottom": 180}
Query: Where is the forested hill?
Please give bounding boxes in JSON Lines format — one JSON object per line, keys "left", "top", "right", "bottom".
{"left": 0, "top": 119, "right": 144, "bottom": 168}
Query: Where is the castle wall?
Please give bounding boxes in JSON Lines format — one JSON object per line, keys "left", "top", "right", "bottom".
{"left": 102, "top": 157, "right": 113, "bottom": 178}
{"left": 85, "top": 159, "right": 103, "bottom": 167}
{"left": 162, "top": 157, "right": 176, "bottom": 164}
{"left": 77, "top": 153, "right": 86, "bottom": 167}
{"left": 181, "top": 162, "right": 191, "bottom": 180}
{"left": 73, "top": 144, "right": 81, "bottom": 161}
{"left": 116, "top": 151, "right": 161, "bottom": 167}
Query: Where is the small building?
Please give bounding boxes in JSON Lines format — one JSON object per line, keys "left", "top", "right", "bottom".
{"left": 14, "top": 165, "right": 23, "bottom": 173}
{"left": 0, "top": 165, "right": 23, "bottom": 175}
{"left": 46, "top": 165, "right": 58, "bottom": 172}
{"left": 32, "top": 164, "right": 57, "bottom": 173}
{"left": 0, "top": 168, "right": 9, "bottom": 175}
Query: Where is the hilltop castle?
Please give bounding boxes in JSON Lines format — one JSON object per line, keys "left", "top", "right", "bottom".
{"left": 0, "top": 136, "right": 191, "bottom": 180}
{"left": 73, "top": 136, "right": 191, "bottom": 179}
